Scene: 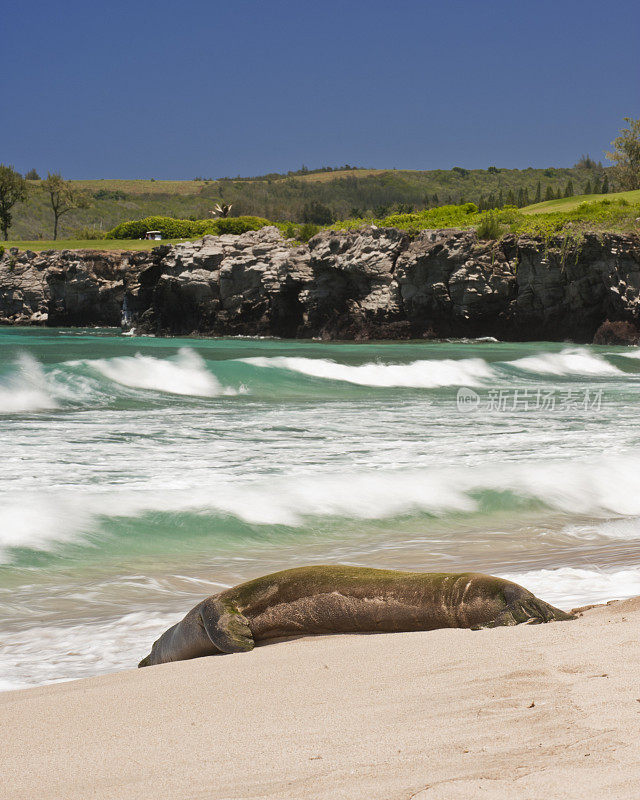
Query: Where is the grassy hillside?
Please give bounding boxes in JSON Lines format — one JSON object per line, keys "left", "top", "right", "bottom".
{"left": 522, "top": 189, "right": 640, "bottom": 214}
{"left": 7, "top": 164, "right": 613, "bottom": 240}
{"left": 4, "top": 196, "right": 638, "bottom": 255}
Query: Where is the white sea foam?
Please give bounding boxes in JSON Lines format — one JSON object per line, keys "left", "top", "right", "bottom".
{"left": 241, "top": 355, "right": 495, "bottom": 388}
{"left": 0, "top": 611, "right": 176, "bottom": 690}
{"left": 501, "top": 566, "right": 640, "bottom": 611}
{"left": 616, "top": 348, "right": 640, "bottom": 359}
{"left": 0, "top": 353, "right": 58, "bottom": 413}
{"left": 507, "top": 348, "right": 622, "bottom": 377}
{"left": 81, "top": 348, "right": 231, "bottom": 396}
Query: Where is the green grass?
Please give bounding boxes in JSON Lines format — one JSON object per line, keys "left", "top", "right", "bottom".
{"left": 522, "top": 189, "right": 640, "bottom": 214}
{"left": 2, "top": 239, "right": 189, "bottom": 252}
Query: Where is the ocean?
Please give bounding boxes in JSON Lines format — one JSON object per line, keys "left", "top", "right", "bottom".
{"left": 2, "top": 327, "right": 640, "bottom": 690}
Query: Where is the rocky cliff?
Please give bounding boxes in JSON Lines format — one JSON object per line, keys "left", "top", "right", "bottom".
{"left": 2, "top": 226, "right": 640, "bottom": 343}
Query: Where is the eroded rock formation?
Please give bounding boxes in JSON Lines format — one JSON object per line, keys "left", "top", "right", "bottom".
{"left": 1, "top": 227, "right": 639, "bottom": 343}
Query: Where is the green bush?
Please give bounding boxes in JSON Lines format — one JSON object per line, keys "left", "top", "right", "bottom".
{"left": 93, "top": 189, "right": 127, "bottom": 201}
{"left": 70, "top": 226, "right": 107, "bottom": 240}
{"left": 210, "top": 216, "right": 271, "bottom": 235}
{"left": 0, "top": 245, "right": 4, "bottom": 259}
{"left": 278, "top": 221, "right": 298, "bottom": 239}
{"left": 106, "top": 216, "right": 201, "bottom": 239}
{"left": 299, "top": 223, "right": 320, "bottom": 241}
{"left": 106, "top": 214, "right": 272, "bottom": 240}
{"left": 476, "top": 212, "right": 504, "bottom": 240}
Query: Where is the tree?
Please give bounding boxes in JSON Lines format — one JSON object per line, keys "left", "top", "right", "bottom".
{"left": 301, "top": 200, "right": 334, "bottom": 225}
{"left": 534, "top": 181, "right": 541, "bottom": 203}
{"left": 592, "top": 177, "right": 602, "bottom": 195}
{"left": 0, "top": 165, "right": 28, "bottom": 240}
{"left": 545, "top": 186, "right": 554, "bottom": 201}
{"left": 210, "top": 202, "right": 233, "bottom": 217}
{"left": 25, "top": 169, "right": 40, "bottom": 180}
{"left": 584, "top": 180, "right": 592, "bottom": 195}
{"left": 575, "top": 154, "right": 596, "bottom": 169}
{"left": 601, "top": 174, "right": 609, "bottom": 194}
{"left": 41, "top": 173, "right": 90, "bottom": 239}
{"left": 606, "top": 117, "right": 640, "bottom": 190}
{"left": 372, "top": 204, "right": 390, "bottom": 219}
{"left": 564, "top": 180, "right": 574, "bottom": 197}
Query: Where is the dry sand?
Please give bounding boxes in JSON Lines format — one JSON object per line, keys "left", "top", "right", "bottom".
{"left": 1, "top": 597, "right": 639, "bottom": 800}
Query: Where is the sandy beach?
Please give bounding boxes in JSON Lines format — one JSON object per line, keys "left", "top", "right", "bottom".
{"left": 1, "top": 597, "right": 639, "bottom": 800}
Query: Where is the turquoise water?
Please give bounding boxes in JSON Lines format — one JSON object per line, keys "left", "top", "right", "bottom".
{"left": 2, "top": 328, "right": 640, "bottom": 688}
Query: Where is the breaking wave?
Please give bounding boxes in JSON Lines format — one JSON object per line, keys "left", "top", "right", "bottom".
{"left": 617, "top": 348, "right": 640, "bottom": 360}
{"left": 0, "top": 354, "right": 59, "bottom": 413}
{"left": 507, "top": 348, "right": 623, "bottom": 377}
{"left": 0, "top": 349, "right": 241, "bottom": 412}
{"left": 78, "top": 348, "right": 230, "bottom": 397}
{"left": 241, "top": 355, "right": 495, "bottom": 387}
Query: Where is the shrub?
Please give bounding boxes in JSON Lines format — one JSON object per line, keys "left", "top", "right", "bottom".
{"left": 93, "top": 189, "right": 127, "bottom": 201}
{"left": 299, "top": 223, "right": 320, "bottom": 241}
{"left": 106, "top": 216, "right": 203, "bottom": 239}
{"left": 278, "top": 222, "right": 298, "bottom": 239}
{"left": 106, "top": 214, "right": 271, "bottom": 240}
{"left": 476, "top": 212, "right": 504, "bottom": 240}
{"left": 0, "top": 245, "right": 4, "bottom": 259}
{"left": 70, "top": 227, "right": 107, "bottom": 240}
{"left": 210, "top": 216, "right": 271, "bottom": 235}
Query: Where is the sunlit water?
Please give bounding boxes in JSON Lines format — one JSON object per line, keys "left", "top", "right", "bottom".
{"left": 2, "top": 327, "right": 640, "bottom": 690}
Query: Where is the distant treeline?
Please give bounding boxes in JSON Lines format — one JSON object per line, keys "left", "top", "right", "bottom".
{"left": 6, "top": 160, "right": 614, "bottom": 239}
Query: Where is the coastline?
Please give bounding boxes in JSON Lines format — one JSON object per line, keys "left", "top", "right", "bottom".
{"left": 2, "top": 597, "right": 639, "bottom": 800}
{"left": 2, "top": 227, "right": 640, "bottom": 343}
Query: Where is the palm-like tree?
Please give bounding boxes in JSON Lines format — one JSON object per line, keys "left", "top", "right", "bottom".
{"left": 210, "top": 203, "right": 233, "bottom": 218}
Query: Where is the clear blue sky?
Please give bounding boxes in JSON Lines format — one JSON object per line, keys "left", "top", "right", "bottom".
{"left": 2, "top": 0, "right": 638, "bottom": 178}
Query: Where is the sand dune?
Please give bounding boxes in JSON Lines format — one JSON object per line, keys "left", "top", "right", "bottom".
{"left": 1, "top": 597, "right": 639, "bottom": 800}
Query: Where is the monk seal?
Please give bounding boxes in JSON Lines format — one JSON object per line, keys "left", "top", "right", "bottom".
{"left": 139, "top": 565, "right": 574, "bottom": 667}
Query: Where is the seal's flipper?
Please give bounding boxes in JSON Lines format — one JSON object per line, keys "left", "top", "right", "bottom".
{"left": 200, "top": 598, "right": 254, "bottom": 653}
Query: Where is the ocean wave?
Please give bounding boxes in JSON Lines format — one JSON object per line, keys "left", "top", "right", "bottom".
{"left": 78, "top": 348, "right": 235, "bottom": 397}
{"left": 0, "top": 354, "right": 59, "bottom": 413}
{"left": 616, "top": 348, "right": 640, "bottom": 360}
{"left": 0, "top": 349, "right": 243, "bottom": 413}
{"left": 500, "top": 565, "right": 640, "bottom": 611}
{"left": 3, "top": 457, "right": 640, "bottom": 561}
{"left": 506, "top": 348, "right": 622, "bottom": 377}
{"left": 240, "top": 355, "right": 495, "bottom": 387}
